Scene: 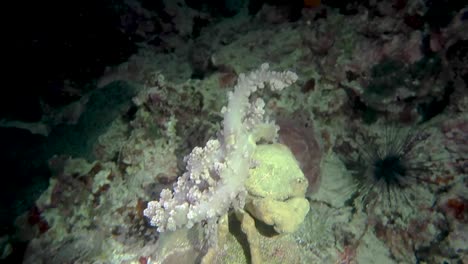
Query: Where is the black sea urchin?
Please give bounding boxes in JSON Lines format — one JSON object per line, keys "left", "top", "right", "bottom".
{"left": 338, "top": 123, "right": 432, "bottom": 211}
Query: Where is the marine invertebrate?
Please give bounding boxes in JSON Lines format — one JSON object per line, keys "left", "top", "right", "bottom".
{"left": 143, "top": 64, "right": 299, "bottom": 234}
{"left": 336, "top": 121, "right": 432, "bottom": 212}
{"left": 277, "top": 114, "right": 322, "bottom": 194}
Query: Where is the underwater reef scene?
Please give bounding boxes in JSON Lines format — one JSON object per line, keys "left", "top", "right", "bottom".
{"left": 1, "top": 0, "right": 467, "bottom": 263}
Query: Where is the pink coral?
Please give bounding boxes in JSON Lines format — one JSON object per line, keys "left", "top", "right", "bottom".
{"left": 277, "top": 115, "right": 322, "bottom": 194}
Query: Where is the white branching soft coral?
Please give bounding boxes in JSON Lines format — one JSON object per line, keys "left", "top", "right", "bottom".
{"left": 144, "top": 63, "right": 298, "bottom": 232}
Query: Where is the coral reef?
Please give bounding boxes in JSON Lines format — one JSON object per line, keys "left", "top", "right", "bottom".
{"left": 8, "top": 1, "right": 467, "bottom": 263}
